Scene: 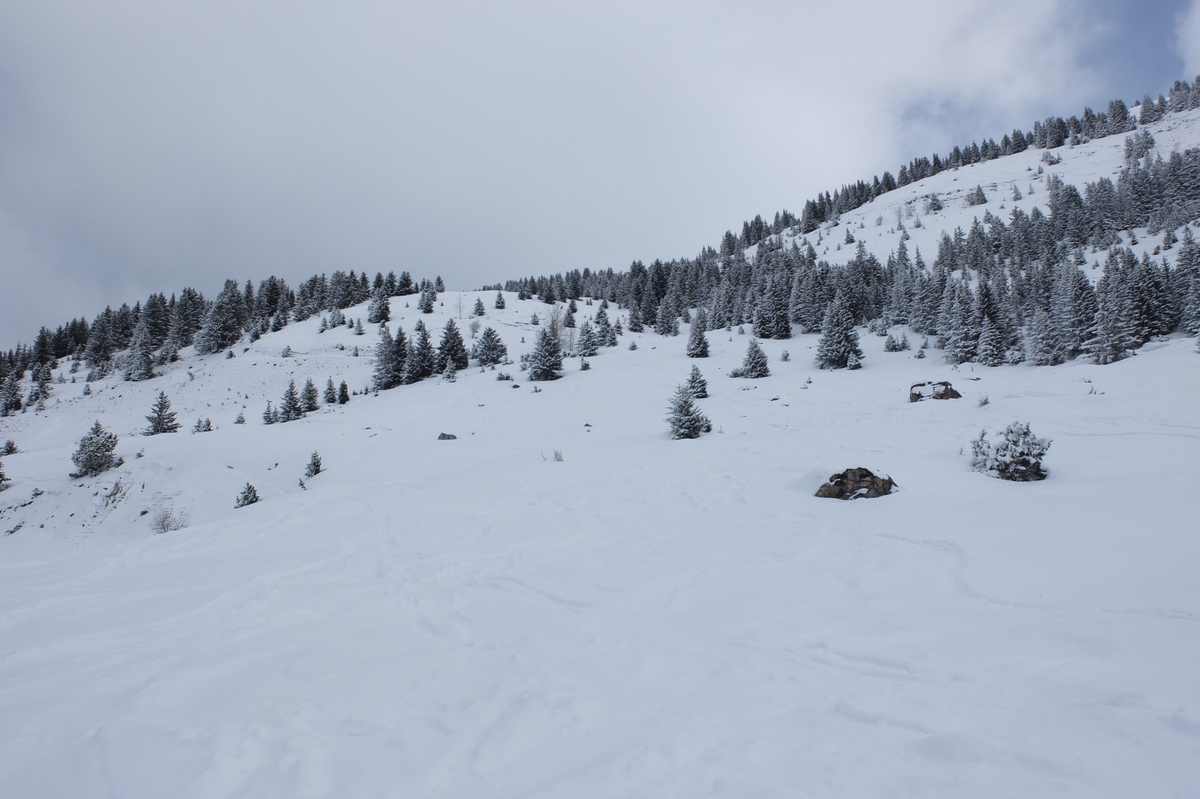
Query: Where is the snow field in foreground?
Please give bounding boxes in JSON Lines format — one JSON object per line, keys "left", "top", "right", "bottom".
{"left": 1, "top": 293, "right": 1198, "bottom": 797}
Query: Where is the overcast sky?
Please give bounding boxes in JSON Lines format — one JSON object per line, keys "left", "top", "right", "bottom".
{"left": 1, "top": 0, "right": 1198, "bottom": 347}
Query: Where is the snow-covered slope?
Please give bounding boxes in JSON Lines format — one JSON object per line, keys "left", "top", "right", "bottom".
{"left": 2, "top": 106, "right": 1200, "bottom": 796}
{"left": 775, "top": 105, "right": 1200, "bottom": 272}
{"left": 2, "top": 291, "right": 1198, "bottom": 797}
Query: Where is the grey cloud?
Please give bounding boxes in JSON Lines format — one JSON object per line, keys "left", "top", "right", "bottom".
{"left": 0, "top": 0, "right": 1150, "bottom": 345}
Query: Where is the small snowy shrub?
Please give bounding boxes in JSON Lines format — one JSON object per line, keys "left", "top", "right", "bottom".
{"left": 71, "top": 421, "right": 123, "bottom": 477}
{"left": 235, "top": 483, "right": 261, "bottom": 508}
{"left": 731, "top": 340, "right": 769, "bottom": 378}
{"left": 1, "top": 440, "right": 17, "bottom": 456}
{"left": 971, "top": 422, "right": 1051, "bottom": 482}
{"left": 666, "top": 384, "right": 712, "bottom": 440}
{"left": 305, "top": 451, "right": 322, "bottom": 478}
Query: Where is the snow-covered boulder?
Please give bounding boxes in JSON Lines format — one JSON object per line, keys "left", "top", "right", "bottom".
{"left": 814, "top": 468, "right": 897, "bottom": 500}
{"left": 908, "top": 380, "right": 962, "bottom": 402}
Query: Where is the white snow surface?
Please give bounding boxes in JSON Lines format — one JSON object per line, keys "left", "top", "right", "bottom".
{"left": 3, "top": 113, "right": 1200, "bottom": 797}
{"left": 776, "top": 104, "right": 1200, "bottom": 275}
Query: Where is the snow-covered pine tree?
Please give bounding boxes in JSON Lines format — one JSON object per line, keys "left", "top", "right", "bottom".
{"left": 83, "top": 314, "right": 114, "bottom": 373}
{"left": 194, "top": 279, "right": 247, "bottom": 355}
{"left": 971, "top": 423, "right": 1051, "bottom": 481}
{"left": 123, "top": 314, "right": 156, "bottom": 381}
{"left": 495, "top": 291, "right": 506, "bottom": 310}
{"left": 0, "top": 459, "right": 8, "bottom": 492}
{"left": 1083, "top": 294, "right": 1136, "bottom": 364}
{"left": 666, "top": 384, "right": 711, "bottom": 439}
{"left": 408, "top": 320, "right": 436, "bottom": 380}
{"left": 323, "top": 377, "right": 337, "bottom": 405}
{"left": 815, "top": 294, "right": 863, "bottom": 369}
{"left": 975, "top": 317, "right": 1006, "bottom": 366}
{"left": 373, "top": 326, "right": 400, "bottom": 390}
{"left": 472, "top": 327, "right": 508, "bottom": 366}
{"left": 305, "top": 451, "right": 322, "bottom": 478}
{"left": 473, "top": 298, "right": 486, "bottom": 316}
{"left": 527, "top": 327, "right": 564, "bottom": 381}
{"left": 685, "top": 309, "right": 709, "bottom": 357}
{"left": 366, "top": 287, "right": 391, "bottom": 324}
{"left": 279, "top": 380, "right": 305, "bottom": 422}
{"left": 594, "top": 303, "right": 616, "bottom": 346}
{"left": 192, "top": 417, "right": 213, "bottom": 433}
{"left": 143, "top": 391, "right": 181, "bottom": 435}
{"left": 576, "top": 321, "right": 598, "bottom": 357}
{"left": 71, "top": 421, "right": 121, "bottom": 477}
{"left": 733, "top": 339, "right": 770, "bottom": 378}
{"left": 301, "top": 378, "right": 320, "bottom": 412}
{"left": 1, "top": 374, "right": 22, "bottom": 416}
{"left": 338, "top": 381, "right": 350, "bottom": 404}
{"left": 654, "top": 302, "right": 679, "bottom": 336}
{"left": 686, "top": 365, "right": 708, "bottom": 398}
{"left": 235, "top": 483, "right": 260, "bottom": 508}
{"left": 627, "top": 303, "right": 644, "bottom": 332}
{"left": 418, "top": 287, "right": 436, "bottom": 313}
{"left": 1024, "top": 309, "right": 1062, "bottom": 366}
{"left": 263, "top": 401, "right": 277, "bottom": 424}
{"left": 434, "top": 320, "right": 470, "bottom": 373}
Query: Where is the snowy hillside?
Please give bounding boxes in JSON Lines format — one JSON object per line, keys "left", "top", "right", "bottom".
{"left": 2, "top": 106, "right": 1200, "bottom": 797}
{"left": 777, "top": 105, "right": 1200, "bottom": 273}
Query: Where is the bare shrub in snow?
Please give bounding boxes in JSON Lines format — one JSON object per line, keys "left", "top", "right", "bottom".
{"left": 151, "top": 507, "right": 189, "bottom": 534}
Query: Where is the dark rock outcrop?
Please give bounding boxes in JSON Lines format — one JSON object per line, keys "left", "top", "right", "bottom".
{"left": 909, "top": 381, "right": 962, "bottom": 402}
{"left": 437, "top": 432, "right": 457, "bottom": 440}
{"left": 815, "top": 468, "right": 897, "bottom": 500}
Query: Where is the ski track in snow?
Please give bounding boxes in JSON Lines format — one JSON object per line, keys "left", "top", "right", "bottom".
{"left": 1, "top": 112, "right": 1200, "bottom": 797}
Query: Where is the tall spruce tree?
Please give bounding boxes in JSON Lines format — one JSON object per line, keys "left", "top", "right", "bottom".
{"left": 576, "top": 321, "right": 598, "bottom": 357}
{"left": 435, "top": 320, "right": 469, "bottom": 373}
{"left": 366, "top": 287, "right": 391, "bottom": 324}
{"left": 123, "top": 314, "right": 156, "bottom": 381}
{"left": 301, "top": 378, "right": 320, "bottom": 412}
{"left": 686, "top": 365, "right": 708, "bottom": 398}
{"left": 815, "top": 294, "right": 864, "bottom": 370}
{"left": 685, "top": 310, "right": 709, "bottom": 357}
{"left": 373, "top": 326, "right": 400, "bottom": 390}
{"left": 734, "top": 339, "right": 771, "bottom": 378}
{"left": 472, "top": 327, "right": 508, "bottom": 366}
{"left": 528, "top": 328, "right": 563, "bottom": 381}
{"left": 408, "top": 320, "right": 436, "bottom": 381}
{"left": 195, "top": 279, "right": 247, "bottom": 355}
{"left": 279, "top": 380, "right": 305, "bottom": 422}
{"left": 143, "top": 392, "right": 181, "bottom": 435}
{"left": 0, "top": 374, "right": 21, "bottom": 416}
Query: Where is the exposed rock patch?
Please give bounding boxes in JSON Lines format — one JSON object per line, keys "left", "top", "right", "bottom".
{"left": 909, "top": 381, "right": 962, "bottom": 402}
{"left": 815, "top": 468, "right": 897, "bottom": 500}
